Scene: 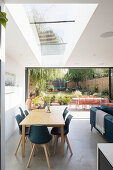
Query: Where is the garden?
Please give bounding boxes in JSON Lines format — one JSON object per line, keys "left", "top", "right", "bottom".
{"left": 29, "top": 68, "right": 109, "bottom": 107}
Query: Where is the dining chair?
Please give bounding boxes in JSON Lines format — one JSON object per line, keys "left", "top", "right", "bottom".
{"left": 24, "top": 110, "right": 29, "bottom": 116}
{"left": 51, "top": 114, "right": 73, "bottom": 156}
{"left": 15, "top": 114, "right": 29, "bottom": 155}
{"left": 63, "top": 107, "right": 69, "bottom": 120}
{"left": 26, "top": 125, "right": 52, "bottom": 169}
{"left": 19, "top": 107, "right": 25, "bottom": 119}
{"left": 51, "top": 107, "right": 69, "bottom": 142}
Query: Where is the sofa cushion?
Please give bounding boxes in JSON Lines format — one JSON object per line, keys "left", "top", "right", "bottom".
{"left": 100, "top": 104, "right": 113, "bottom": 116}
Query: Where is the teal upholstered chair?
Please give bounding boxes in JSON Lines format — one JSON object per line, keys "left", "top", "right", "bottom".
{"left": 24, "top": 110, "right": 29, "bottom": 116}
{"left": 51, "top": 114, "right": 73, "bottom": 155}
{"left": 27, "top": 125, "right": 52, "bottom": 168}
{"left": 51, "top": 107, "right": 69, "bottom": 138}
{"left": 63, "top": 107, "right": 69, "bottom": 120}
{"left": 15, "top": 114, "right": 29, "bottom": 155}
{"left": 19, "top": 107, "right": 25, "bottom": 119}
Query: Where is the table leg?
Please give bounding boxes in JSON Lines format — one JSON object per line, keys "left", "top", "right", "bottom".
{"left": 61, "top": 126, "right": 64, "bottom": 157}
{"left": 22, "top": 125, "right": 25, "bottom": 157}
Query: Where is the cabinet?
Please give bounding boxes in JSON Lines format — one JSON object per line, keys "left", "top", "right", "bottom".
{"left": 97, "top": 144, "right": 113, "bottom": 170}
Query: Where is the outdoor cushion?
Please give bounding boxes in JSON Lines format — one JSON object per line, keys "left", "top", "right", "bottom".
{"left": 100, "top": 105, "right": 113, "bottom": 116}
{"left": 103, "top": 103, "right": 113, "bottom": 107}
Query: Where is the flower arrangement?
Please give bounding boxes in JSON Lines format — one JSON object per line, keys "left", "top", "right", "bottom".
{"left": 43, "top": 96, "right": 51, "bottom": 113}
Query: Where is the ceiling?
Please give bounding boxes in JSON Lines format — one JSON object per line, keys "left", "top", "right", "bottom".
{"left": 4, "top": 0, "right": 113, "bottom": 67}
{"left": 66, "top": 0, "right": 113, "bottom": 67}
{"left": 5, "top": 8, "right": 40, "bottom": 67}
{"left": 3, "top": 0, "right": 100, "bottom": 4}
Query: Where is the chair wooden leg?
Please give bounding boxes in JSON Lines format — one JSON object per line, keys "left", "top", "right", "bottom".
{"left": 65, "top": 136, "right": 73, "bottom": 156}
{"left": 25, "top": 136, "right": 27, "bottom": 142}
{"left": 30, "top": 142, "right": 33, "bottom": 149}
{"left": 15, "top": 136, "right": 22, "bottom": 155}
{"left": 43, "top": 145, "right": 50, "bottom": 168}
{"left": 51, "top": 135, "right": 54, "bottom": 144}
{"left": 30, "top": 142, "right": 36, "bottom": 156}
{"left": 64, "top": 137, "right": 65, "bottom": 143}
{"left": 91, "top": 125, "right": 93, "bottom": 131}
{"left": 26, "top": 144, "right": 36, "bottom": 168}
{"left": 54, "top": 136, "right": 58, "bottom": 155}
{"left": 53, "top": 135, "right": 56, "bottom": 146}
{"left": 46, "top": 144, "right": 50, "bottom": 157}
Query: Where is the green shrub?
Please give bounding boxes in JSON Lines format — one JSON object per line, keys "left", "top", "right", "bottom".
{"left": 58, "top": 96, "right": 72, "bottom": 105}
{"left": 48, "top": 85, "right": 54, "bottom": 92}
{"left": 93, "top": 86, "right": 98, "bottom": 93}
{"left": 35, "top": 88, "right": 40, "bottom": 96}
{"left": 101, "top": 88, "right": 109, "bottom": 96}
{"left": 43, "top": 95, "right": 56, "bottom": 104}
{"left": 58, "top": 96, "right": 63, "bottom": 105}
{"left": 50, "top": 95, "right": 55, "bottom": 103}
{"left": 63, "top": 96, "right": 72, "bottom": 105}
{"left": 66, "top": 87, "right": 73, "bottom": 92}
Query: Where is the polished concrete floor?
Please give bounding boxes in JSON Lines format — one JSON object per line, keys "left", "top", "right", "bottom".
{"left": 5, "top": 119, "right": 106, "bottom": 170}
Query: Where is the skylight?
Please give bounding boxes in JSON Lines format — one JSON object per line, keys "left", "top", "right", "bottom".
{"left": 6, "top": 4, "right": 98, "bottom": 66}
{"left": 24, "top": 5, "right": 76, "bottom": 55}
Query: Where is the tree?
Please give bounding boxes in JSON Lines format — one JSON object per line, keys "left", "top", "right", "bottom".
{"left": 64, "top": 69, "right": 94, "bottom": 85}
{"left": 29, "top": 68, "right": 65, "bottom": 94}
{"left": 94, "top": 68, "right": 109, "bottom": 78}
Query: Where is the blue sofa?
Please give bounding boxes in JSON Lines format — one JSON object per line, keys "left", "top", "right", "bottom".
{"left": 90, "top": 106, "right": 113, "bottom": 143}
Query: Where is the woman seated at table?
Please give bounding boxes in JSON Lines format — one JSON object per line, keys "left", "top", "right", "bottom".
{"left": 26, "top": 92, "right": 38, "bottom": 111}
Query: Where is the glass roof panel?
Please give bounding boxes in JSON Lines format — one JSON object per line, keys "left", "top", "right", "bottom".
{"left": 24, "top": 4, "right": 75, "bottom": 55}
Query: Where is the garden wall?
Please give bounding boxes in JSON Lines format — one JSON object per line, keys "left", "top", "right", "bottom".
{"left": 67, "top": 77, "right": 109, "bottom": 92}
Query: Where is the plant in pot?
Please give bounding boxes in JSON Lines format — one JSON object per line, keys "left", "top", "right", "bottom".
{"left": 63, "top": 96, "right": 72, "bottom": 105}
{"left": 0, "top": 12, "right": 8, "bottom": 28}
{"left": 58, "top": 96, "right": 63, "bottom": 105}
{"left": 58, "top": 96, "right": 72, "bottom": 105}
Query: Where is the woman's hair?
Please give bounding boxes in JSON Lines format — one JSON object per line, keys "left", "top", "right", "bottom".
{"left": 29, "top": 91, "right": 36, "bottom": 98}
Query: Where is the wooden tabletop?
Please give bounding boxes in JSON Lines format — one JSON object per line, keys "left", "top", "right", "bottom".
{"left": 20, "top": 109, "right": 65, "bottom": 126}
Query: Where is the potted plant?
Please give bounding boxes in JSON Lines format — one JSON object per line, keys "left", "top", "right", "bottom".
{"left": 0, "top": 11, "right": 8, "bottom": 28}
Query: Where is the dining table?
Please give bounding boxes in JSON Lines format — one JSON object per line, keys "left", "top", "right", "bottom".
{"left": 20, "top": 108, "right": 65, "bottom": 158}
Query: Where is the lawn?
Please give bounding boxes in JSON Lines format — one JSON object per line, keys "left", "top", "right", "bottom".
{"left": 46, "top": 91, "right": 75, "bottom": 98}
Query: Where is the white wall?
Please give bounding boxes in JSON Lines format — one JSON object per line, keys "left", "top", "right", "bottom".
{"left": 5, "top": 55, "right": 25, "bottom": 141}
